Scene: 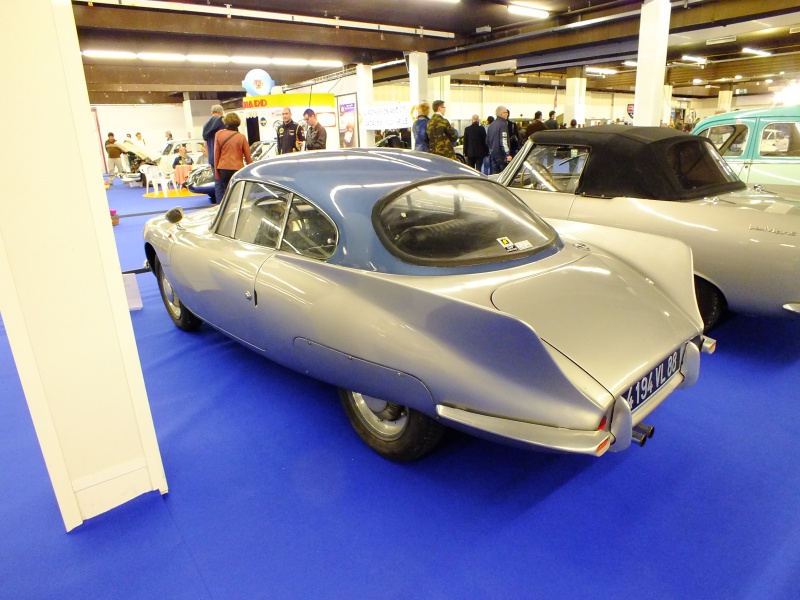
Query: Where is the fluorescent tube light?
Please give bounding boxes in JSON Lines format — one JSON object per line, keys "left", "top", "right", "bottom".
{"left": 81, "top": 50, "right": 137, "bottom": 59}
{"left": 742, "top": 47, "right": 771, "bottom": 57}
{"left": 508, "top": 4, "right": 549, "bottom": 19}
{"left": 692, "top": 78, "right": 703, "bottom": 84}
{"left": 706, "top": 35, "right": 736, "bottom": 45}
{"left": 682, "top": 55, "right": 707, "bottom": 64}
{"left": 623, "top": 61, "right": 638, "bottom": 67}
{"left": 187, "top": 55, "right": 231, "bottom": 63}
{"left": 231, "top": 56, "right": 273, "bottom": 65}
{"left": 137, "top": 52, "right": 186, "bottom": 61}
{"left": 586, "top": 67, "right": 617, "bottom": 75}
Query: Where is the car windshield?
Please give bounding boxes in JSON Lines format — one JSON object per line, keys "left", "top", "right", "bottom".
{"left": 375, "top": 178, "right": 557, "bottom": 267}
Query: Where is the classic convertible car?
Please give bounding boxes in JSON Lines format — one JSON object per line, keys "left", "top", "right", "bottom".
{"left": 144, "top": 149, "right": 713, "bottom": 462}
{"left": 498, "top": 125, "right": 800, "bottom": 330}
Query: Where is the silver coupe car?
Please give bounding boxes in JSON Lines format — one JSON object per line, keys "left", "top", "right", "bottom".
{"left": 498, "top": 125, "right": 800, "bottom": 330}
{"left": 143, "top": 149, "right": 712, "bottom": 462}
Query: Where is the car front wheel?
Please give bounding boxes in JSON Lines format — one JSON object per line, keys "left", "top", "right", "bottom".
{"left": 338, "top": 388, "right": 445, "bottom": 462}
{"left": 156, "top": 259, "right": 202, "bottom": 332}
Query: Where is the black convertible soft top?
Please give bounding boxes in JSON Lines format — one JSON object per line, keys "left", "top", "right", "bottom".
{"left": 531, "top": 125, "right": 746, "bottom": 200}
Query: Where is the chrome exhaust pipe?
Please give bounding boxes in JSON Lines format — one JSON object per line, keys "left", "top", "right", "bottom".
{"left": 631, "top": 429, "right": 647, "bottom": 447}
{"left": 634, "top": 423, "right": 654, "bottom": 439}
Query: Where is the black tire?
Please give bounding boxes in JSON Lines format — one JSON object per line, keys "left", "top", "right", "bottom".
{"left": 155, "top": 259, "right": 202, "bottom": 332}
{"left": 338, "top": 388, "right": 445, "bottom": 462}
{"left": 694, "top": 276, "right": 726, "bottom": 332}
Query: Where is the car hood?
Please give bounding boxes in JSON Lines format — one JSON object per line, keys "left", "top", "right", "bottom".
{"left": 117, "top": 139, "right": 161, "bottom": 161}
{"left": 713, "top": 188, "right": 800, "bottom": 215}
{"left": 491, "top": 252, "right": 696, "bottom": 396}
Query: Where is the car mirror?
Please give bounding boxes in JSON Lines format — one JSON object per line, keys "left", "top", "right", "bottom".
{"left": 165, "top": 206, "right": 184, "bottom": 224}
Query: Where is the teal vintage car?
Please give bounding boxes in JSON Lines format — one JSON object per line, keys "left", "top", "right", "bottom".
{"left": 693, "top": 106, "right": 800, "bottom": 199}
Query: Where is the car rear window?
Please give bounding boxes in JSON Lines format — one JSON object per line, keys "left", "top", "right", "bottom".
{"left": 666, "top": 139, "right": 741, "bottom": 192}
{"left": 374, "top": 178, "right": 557, "bottom": 267}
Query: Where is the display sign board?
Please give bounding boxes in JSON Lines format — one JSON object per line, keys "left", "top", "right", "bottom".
{"left": 362, "top": 103, "right": 413, "bottom": 130}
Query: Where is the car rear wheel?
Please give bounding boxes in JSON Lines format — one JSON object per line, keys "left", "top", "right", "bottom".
{"left": 695, "top": 276, "right": 726, "bottom": 332}
{"left": 338, "top": 388, "right": 445, "bottom": 462}
{"left": 156, "top": 259, "right": 202, "bottom": 332}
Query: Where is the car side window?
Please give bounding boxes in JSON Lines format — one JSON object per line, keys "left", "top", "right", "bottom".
{"left": 699, "top": 124, "right": 749, "bottom": 157}
{"left": 234, "top": 182, "right": 291, "bottom": 248}
{"left": 508, "top": 144, "right": 587, "bottom": 193}
{"left": 759, "top": 122, "right": 799, "bottom": 157}
{"left": 280, "top": 197, "right": 337, "bottom": 260}
{"left": 216, "top": 181, "right": 245, "bottom": 237}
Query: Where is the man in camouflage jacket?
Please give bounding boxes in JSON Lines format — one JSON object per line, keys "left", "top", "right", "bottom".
{"left": 426, "top": 100, "right": 457, "bottom": 159}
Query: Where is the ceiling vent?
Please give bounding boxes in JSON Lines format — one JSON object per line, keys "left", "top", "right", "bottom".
{"left": 706, "top": 36, "right": 737, "bottom": 45}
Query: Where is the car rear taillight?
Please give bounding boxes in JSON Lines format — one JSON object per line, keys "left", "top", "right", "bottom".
{"left": 598, "top": 415, "right": 608, "bottom": 431}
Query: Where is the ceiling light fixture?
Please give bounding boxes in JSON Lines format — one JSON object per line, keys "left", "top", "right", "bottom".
{"left": 735, "top": 75, "right": 743, "bottom": 79}
{"left": 742, "top": 47, "right": 772, "bottom": 57}
{"left": 682, "top": 55, "right": 707, "bottom": 64}
{"left": 706, "top": 35, "right": 736, "bottom": 45}
{"left": 508, "top": 3, "right": 549, "bottom": 19}
{"left": 586, "top": 67, "right": 617, "bottom": 75}
{"left": 692, "top": 78, "right": 703, "bottom": 84}
{"left": 623, "top": 61, "right": 638, "bottom": 67}
{"left": 81, "top": 50, "right": 137, "bottom": 59}
{"left": 187, "top": 54, "right": 231, "bottom": 63}
{"left": 136, "top": 52, "right": 186, "bottom": 61}
{"left": 765, "top": 79, "right": 774, "bottom": 84}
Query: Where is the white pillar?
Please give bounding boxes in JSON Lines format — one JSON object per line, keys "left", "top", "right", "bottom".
{"left": 428, "top": 75, "right": 451, "bottom": 106}
{"left": 632, "top": 0, "right": 671, "bottom": 126}
{"left": 183, "top": 96, "right": 218, "bottom": 139}
{"left": 0, "top": 0, "right": 167, "bottom": 531}
{"left": 718, "top": 88, "right": 733, "bottom": 113}
{"left": 407, "top": 52, "right": 429, "bottom": 149}
{"left": 356, "top": 63, "right": 374, "bottom": 147}
{"left": 565, "top": 67, "right": 587, "bottom": 126}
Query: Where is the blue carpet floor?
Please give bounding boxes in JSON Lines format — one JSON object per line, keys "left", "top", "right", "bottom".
{"left": 1, "top": 184, "right": 799, "bottom": 598}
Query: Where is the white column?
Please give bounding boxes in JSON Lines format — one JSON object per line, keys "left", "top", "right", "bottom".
{"left": 428, "top": 75, "right": 451, "bottom": 106}
{"left": 718, "top": 88, "right": 733, "bottom": 113}
{"left": 407, "top": 52, "right": 429, "bottom": 149}
{"left": 632, "top": 0, "right": 671, "bottom": 126}
{"left": 356, "top": 63, "right": 374, "bottom": 147}
{"left": 0, "top": 0, "right": 167, "bottom": 531}
{"left": 565, "top": 67, "right": 587, "bottom": 126}
{"left": 183, "top": 96, "right": 218, "bottom": 138}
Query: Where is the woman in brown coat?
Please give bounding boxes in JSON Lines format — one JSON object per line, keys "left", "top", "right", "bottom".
{"left": 213, "top": 113, "right": 252, "bottom": 203}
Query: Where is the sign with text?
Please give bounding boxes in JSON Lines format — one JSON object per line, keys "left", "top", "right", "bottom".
{"left": 362, "top": 103, "right": 413, "bottom": 130}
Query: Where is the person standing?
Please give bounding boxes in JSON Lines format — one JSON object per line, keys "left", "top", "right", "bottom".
{"left": 426, "top": 100, "right": 457, "bottom": 159}
{"left": 135, "top": 132, "right": 146, "bottom": 145}
{"left": 165, "top": 131, "right": 173, "bottom": 141}
{"left": 202, "top": 104, "right": 226, "bottom": 203}
{"left": 486, "top": 106, "right": 512, "bottom": 175}
{"left": 462, "top": 114, "right": 488, "bottom": 172}
{"left": 303, "top": 109, "right": 327, "bottom": 150}
{"left": 213, "top": 113, "right": 252, "bottom": 202}
{"left": 525, "top": 111, "right": 546, "bottom": 140}
{"left": 276, "top": 108, "right": 304, "bottom": 154}
{"left": 412, "top": 102, "right": 430, "bottom": 152}
{"left": 105, "top": 132, "right": 125, "bottom": 182}
{"left": 545, "top": 110, "right": 559, "bottom": 129}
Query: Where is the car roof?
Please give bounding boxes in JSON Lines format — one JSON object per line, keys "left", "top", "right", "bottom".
{"left": 695, "top": 106, "right": 800, "bottom": 127}
{"left": 530, "top": 125, "right": 746, "bottom": 200}
{"left": 233, "top": 148, "right": 482, "bottom": 217}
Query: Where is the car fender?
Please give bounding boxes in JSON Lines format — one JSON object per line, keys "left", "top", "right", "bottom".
{"left": 549, "top": 219, "right": 703, "bottom": 330}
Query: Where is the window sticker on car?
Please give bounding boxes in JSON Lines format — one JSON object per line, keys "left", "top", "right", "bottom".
{"left": 497, "top": 237, "right": 532, "bottom": 251}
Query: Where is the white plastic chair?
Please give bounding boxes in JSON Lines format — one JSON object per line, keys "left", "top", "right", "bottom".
{"left": 142, "top": 164, "right": 176, "bottom": 196}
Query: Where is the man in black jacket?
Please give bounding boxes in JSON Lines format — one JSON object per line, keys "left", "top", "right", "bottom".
{"left": 462, "top": 114, "right": 487, "bottom": 172}
{"left": 276, "top": 108, "right": 305, "bottom": 154}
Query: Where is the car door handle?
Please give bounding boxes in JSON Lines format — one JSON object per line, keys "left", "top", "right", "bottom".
{"left": 245, "top": 291, "right": 252, "bottom": 300}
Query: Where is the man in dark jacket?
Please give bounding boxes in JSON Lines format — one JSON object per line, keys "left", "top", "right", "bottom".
{"left": 202, "top": 104, "right": 225, "bottom": 174}
{"left": 303, "top": 109, "right": 327, "bottom": 150}
{"left": 276, "top": 108, "right": 305, "bottom": 154}
{"left": 525, "top": 111, "right": 546, "bottom": 140}
{"left": 462, "top": 114, "right": 488, "bottom": 171}
{"left": 486, "top": 106, "right": 512, "bottom": 175}
{"left": 545, "top": 110, "right": 559, "bottom": 129}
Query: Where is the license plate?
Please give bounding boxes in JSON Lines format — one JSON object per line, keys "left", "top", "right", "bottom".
{"left": 624, "top": 346, "right": 684, "bottom": 412}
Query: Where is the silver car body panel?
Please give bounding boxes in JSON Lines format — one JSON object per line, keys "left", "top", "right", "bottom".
{"left": 501, "top": 137, "right": 800, "bottom": 318}
{"left": 144, "top": 149, "right": 705, "bottom": 455}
